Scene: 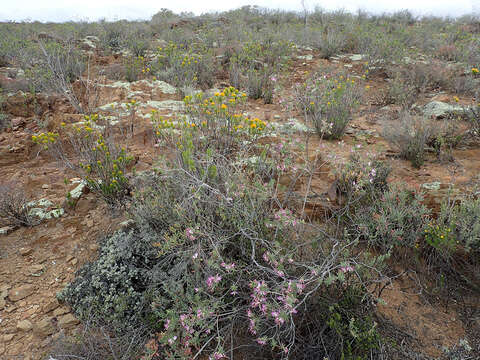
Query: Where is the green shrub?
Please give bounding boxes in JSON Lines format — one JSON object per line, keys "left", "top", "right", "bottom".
{"left": 57, "top": 229, "right": 157, "bottom": 326}
{"left": 438, "top": 197, "right": 480, "bottom": 256}
{"left": 20, "top": 40, "right": 86, "bottom": 112}
{"left": 124, "top": 55, "right": 146, "bottom": 82}
{"left": 126, "top": 34, "right": 149, "bottom": 58}
{"left": 315, "top": 29, "right": 347, "bottom": 59}
{"left": 227, "top": 39, "right": 292, "bottom": 102}
{"left": 245, "top": 67, "right": 274, "bottom": 103}
{"left": 348, "top": 185, "right": 430, "bottom": 253}
{"left": 296, "top": 72, "right": 362, "bottom": 139}
{"left": 0, "top": 90, "right": 8, "bottom": 131}
{"left": 467, "top": 102, "right": 480, "bottom": 137}
{"left": 100, "top": 21, "right": 127, "bottom": 51}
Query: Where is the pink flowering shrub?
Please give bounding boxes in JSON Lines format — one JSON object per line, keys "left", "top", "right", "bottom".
{"left": 127, "top": 154, "right": 384, "bottom": 359}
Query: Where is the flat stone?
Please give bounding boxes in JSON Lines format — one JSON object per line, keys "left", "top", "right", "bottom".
{"left": 8, "top": 285, "right": 34, "bottom": 302}
{"left": 30, "top": 264, "right": 45, "bottom": 276}
{"left": 43, "top": 299, "right": 59, "bottom": 313}
{"left": 349, "top": 54, "right": 365, "bottom": 61}
{"left": 297, "top": 54, "right": 313, "bottom": 61}
{"left": 17, "top": 319, "right": 33, "bottom": 331}
{"left": 0, "top": 298, "right": 5, "bottom": 310}
{"left": 33, "top": 318, "right": 55, "bottom": 338}
{"left": 58, "top": 313, "right": 79, "bottom": 329}
{"left": 423, "top": 101, "right": 466, "bottom": 119}
{"left": 53, "top": 307, "right": 69, "bottom": 317}
{"left": 3, "top": 333, "right": 15, "bottom": 342}
{"left": 421, "top": 182, "right": 442, "bottom": 191}
{"left": 19, "top": 247, "right": 33, "bottom": 256}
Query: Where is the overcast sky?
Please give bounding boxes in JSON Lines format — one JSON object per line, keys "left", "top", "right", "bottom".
{"left": 0, "top": 0, "right": 478, "bottom": 22}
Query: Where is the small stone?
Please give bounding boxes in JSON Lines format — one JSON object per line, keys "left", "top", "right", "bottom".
{"left": 17, "top": 320, "right": 33, "bottom": 331}
{"left": 58, "top": 313, "right": 79, "bottom": 329}
{"left": 65, "top": 255, "right": 74, "bottom": 262}
{"left": 43, "top": 299, "right": 59, "bottom": 313}
{"left": 11, "top": 117, "right": 25, "bottom": 127}
{"left": 273, "top": 115, "right": 281, "bottom": 119}
{"left": 19, "top": 247, "right": 33, "bottom": 256}
{"left": 41, "top": 184, "right": 49, "bottom": 189}
{"left": 421, "top": 182, "right": 442, "bottom": 191}
{"left": 119, "top": 219, "right": 135, "bottom": 229}
{"left": 71, "top": 258, "right": 78, "bottom": 266}
{"left": 53, "top": 307, "right": 69, "bottom": 317}
{"left": 33, "top": 318, "right": 55, "bottom": 338}
{"left": 30, "top": 264, "right": 44, "bottom": 275}
{"left": 3, "top": 333, "right": 15, "bottom": 342}
{"left": 8, "top": 284, "right": 35, "bottom": 302}
{"left": 0, "top": 226, "right": 16, "bottom": 235}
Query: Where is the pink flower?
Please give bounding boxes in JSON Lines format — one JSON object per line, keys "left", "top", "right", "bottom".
{"left": 185, "top": 228, "right": 196, "bottom": 241}
{"left": 206, "top": 274, "right": 222, "bottom": 290}
{"left": 164, "top": 319, "right": 170, "bottom": 330}
{"left": 221, "top": 262, "right": 235, "bottom": 270}
{"left": 257, "top": 338, "right": 267, "bottom": 345}
{"left": 340, "top": 265, "right": 354, "bottom": 273}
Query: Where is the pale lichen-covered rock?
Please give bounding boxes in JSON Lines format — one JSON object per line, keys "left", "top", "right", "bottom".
{"left": 297, "top": 54, "right": 313, "bottom": 61}
{"left": 269, "top": 118, "right": 314, "bottom": 135}
{"left": 69, "top": 181, "right": 87, "bottom": 200}
{"left": 423, "top": 101, "right": 466, "bottom": 119}
{"left": 143, "top": 100, "right": 184, "bottom": 112}
{"left": 26, "top": 199, "right": 64, "bottom": 220}
{"left": 349, "top": 54, "right": 365, "bottom": 61}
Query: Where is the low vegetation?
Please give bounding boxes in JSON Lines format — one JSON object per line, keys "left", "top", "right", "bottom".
{"left": 0, "top": 5, "right": 478, "bottom": 360}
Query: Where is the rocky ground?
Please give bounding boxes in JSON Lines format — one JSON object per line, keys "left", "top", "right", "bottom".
{"left": 0, "top": 41, "right": 479, "bottom": 359}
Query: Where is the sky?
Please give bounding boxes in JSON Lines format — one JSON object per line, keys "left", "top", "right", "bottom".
{"left": 0, "top": 0, "right": 478, "bottom": 22}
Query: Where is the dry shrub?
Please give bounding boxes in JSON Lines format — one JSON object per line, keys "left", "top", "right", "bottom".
{"left": 48, "top": 320, "right": 147, "bottom": 360}
{"left": 0, "top": 183, "right": 37, "bottom": 226}
{"left": 383, "top": 111, "right": 437, "bottom": 168}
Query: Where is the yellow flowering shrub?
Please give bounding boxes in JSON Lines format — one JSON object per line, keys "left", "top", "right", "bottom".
{"left": 152, "top": 87, "right": 267, "bottom": 157}
{"left": 153, "top": 42, "right": 215, "bottom": 88}
{"left": 33, "top": 114, "right": 133, "bottom": 207}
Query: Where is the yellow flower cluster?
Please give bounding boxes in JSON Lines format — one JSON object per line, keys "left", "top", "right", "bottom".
{"left": 424, "top": 222, "right": 457, "bottom": 252}
{"left": 180, "top": 54, "right": 200, "bottom": 67}
{"left": 32, "top": 132, "right": 59, "bottom": 149}
{"left": 472, "top": 67, "right": 479, "bottom": 75}
{"left": 247, "top": 117, "right": 267, "bottom": 132}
